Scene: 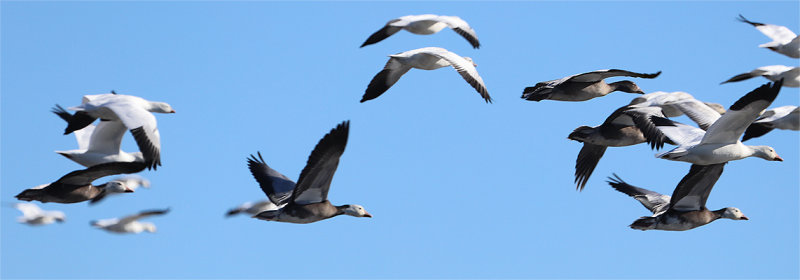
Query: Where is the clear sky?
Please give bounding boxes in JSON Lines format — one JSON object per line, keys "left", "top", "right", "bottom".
{"left": 1, "top": 1, "right": 798, "bottom": 279}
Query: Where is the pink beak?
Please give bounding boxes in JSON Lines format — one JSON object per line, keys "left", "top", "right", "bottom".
{"left": 364, "top": 212, "right": 373, "bottom": 218}
{"left": 124, "top": 188, "right": 134, "bottom": 193}
{"left": 774, "top": 155, "right": 784, "bottom": 162}
{"left": 741, "top": 216, "right": 749, "bottom": 220}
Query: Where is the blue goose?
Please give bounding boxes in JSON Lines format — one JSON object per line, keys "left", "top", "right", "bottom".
{"left": 361, "top": 14, "right": 480, "bottom": 48}
{"left": 742, "top": 105, "right": 799, "bottom": 141}
{"left": 15, "top": 162, "right": 145, "bottom": 204}
{"left": 522, "top": 69, "right": 661, "bottom": 102}
{"left": 608, "top": 163, "right": 748, "bottom": 231}
{"left": 247, "top": 121, "right": 372, "bottom": 224}
{"left": 722, "top": 65, "right": 799, "bottom": 87}
{"left": 92, "top": 208, "right": 169, "bottom": 234}
{"left": 738, "top": 15, "right": 800, "bottom": 58}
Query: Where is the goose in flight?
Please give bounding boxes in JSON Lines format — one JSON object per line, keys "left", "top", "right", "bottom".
{"left": 64, "top": 93, "right": 175, "bottom": 170}
{"left": 742, "top": 105, "right": 799, "bottom": 141}
{"left": 721, "top": 65, "right": 799, "bottom": 87}
{"left": 608, "top": 163, "right": 748, "bottom": 231}
{"left": 521, "top": 69, "right": 661, "bottom": 102}
{"left": 629, "top": 91, "right": 726, "bottom": 117}
{"left": 12, "top": 203, "right": 65, "bottom": 226}
{"left": 88, "top": 175, "right": 152, "bottom": 205}
{"left": 52, "top": 105, "right": 143, "bottom": 167}
{"left": 225, "top": 200, "right": 281, "bottom": 217}
{"left": 738, "top": 14, "right": 800, "bottom": 58}
{"left": 15, "top": 162, "right": 145, "bottom": 204}
{"left": 361, "top": 14, "right": 480, "bottom": 48}
{"left": 362, "top": 47, "right": 491, "bottom": 103}
{"left": 247, "top": 121, "right": 372, "bottom": 224}
{"left": 641, "top": 81, "right": 784, "bottom": 165}
{"left": 91, "top": 208, "right": 169, "bottom": 234}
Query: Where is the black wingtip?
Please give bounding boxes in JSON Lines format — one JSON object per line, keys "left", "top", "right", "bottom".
{"left": 130, "top": 126, "right": 161, "bottom": 170}
{"left": 741, "top": 123, "right": 774, "bottom": 142}
{"left": 729, "top": 79, "right": 782, "bottom": 111}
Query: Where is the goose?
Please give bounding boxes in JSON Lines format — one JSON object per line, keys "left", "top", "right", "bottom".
{"left": 608, "top": 163, "right": 748, "bottom": 231}
{"left": 15, "top": 162, "right": 145, "bottom": 204}
{"left": 361, "top": 14, "right": 480, "bottom": 48}
{"left": 738, "top": 14, "right": 800, "bottom": 58}
{"left": 88, "top": 175, "right": 152, "bottom": 205}
{"left": 521, "top": 69, "right": 661, "bottom": 102}
{"left": 91, "top": 208, "right": 169, "bottom": 234}
{"left": 641, "top": 81, "right": 784, "bottom": 165}
{"left": 629, "top": 91, "right": 726, "bottom": 117}
{"left": 742, "top": 105, "right": 800, "bottom": 141}
{"left": 722, "top": 65, "right": 799, "bottom": 87}
{"left": 247, "top": 121, "right": 372, "bottom": 224}
{"left": 569, "top": 105, "right": 670, "bottom": 190}
{"left": 64, "top": 93, "right": 175, "bottom": 170}
{"left": 13, "top": 203, "right": 65, "bottom": 226}
{"left": 362, "top": 47, "right": 491, "bottom": 103}
{"left": 225, "top": 200, "right": 281, "bottom": 217}
{"left": 52, "top": 105, "right": 144, "bottom": 167}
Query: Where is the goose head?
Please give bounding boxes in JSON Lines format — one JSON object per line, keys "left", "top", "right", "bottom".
{"left": 143, "top": 222, "right": 157, "bottom": 233}
{"left": 342, "top": 204, "right": 372, "bottom": 218}
{"left": 105, "top": 181, "right": 135, "bottom": 194}
{"left": 149, "top": 102, "right": 176, "bottom": 114}
{"left": 720, "top": 207, "right": 749, "bottom": 220}
{"left": 703, "top": 102, "right": 727, "bottom": 114}
{"left": 610, "top": 80, "right": 645, "bottom": 94}
{"left": 752, "top": 146, "right": 783, "bottom": 161}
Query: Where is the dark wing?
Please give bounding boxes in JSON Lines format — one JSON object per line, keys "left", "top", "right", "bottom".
{"left": 247, "top": 152, "right": 296, "bottom": 206}
{"left": 62, "top": 110, "right": 97, "bottom": 135}
{"left": 669, "top": 163, "right": 726, "bottom": 211}
{"left": 54, "top": 162, "right": 147, "bottom": 186}
{"left": 360, "top": 24, "right": 402, "bottom": 47}
{"left": 88, "top": 189, "right": 109, "bottom": 205}
{"left": 452, "top": 27, "right": 480, "bottom": 49}
{"left": 361, "top": 58, "right": 412, "bottom": 103}
{"left": 567, "top": 69, "right": 661, "bottom": 83}
{"left": 119, "top": 208, "right": 170, "bottom": 224}
{"left": 574, "top": 143, "right": 607, "bottom": 191}
{"left": 521, "top": 80, "right": 558, "bottom": 101}
{"left": 607, "top": 174, "right": 671, "bottom": 215}
{"left": 623, "top": 106, "right": 671, "bottom": 149}
{"left": 51, "top": 104, "right": 72, "bottom": 122}
{"left": 721, "top": 72, "right": 757, "bottom": 84}
{"left": 291, "top": 121, "right": 349, "bottom": 205}
{"left": 426, "top": 49, "right": 492, "bottom": 103}
{"left": 741, "top": 123, "right": 774, "bottom": 142}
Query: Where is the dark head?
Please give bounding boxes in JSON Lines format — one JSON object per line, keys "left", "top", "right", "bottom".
{"left": 568, "top": 126, "right": 596, "bottom": 142}
{"left": 610, "top": 80, "right": 645, "bottom": 94}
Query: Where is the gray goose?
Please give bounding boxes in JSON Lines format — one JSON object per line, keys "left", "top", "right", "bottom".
{"left": 247, "top": 121, "right": 372, "bottom": 224}
{"left": 521, "top": 69, "right": 660, "bottom": 102}
{"left": 608, "top": 163, "right": 748, "bottom": 231}
{"left": 15, "top": 162, "right": 145, "bottom": 204}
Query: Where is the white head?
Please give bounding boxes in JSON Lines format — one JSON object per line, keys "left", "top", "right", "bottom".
{"left": 105, "top": 181, "right": 134, "bottom": 194}
{"left": 142, "top": 222, "right": 157, "bottom": 233}
{"left": 343, "top": 204, "right": 372, "bottom": 218}
{"left": 149, "top": 102, "right": 176, "bottom": 114}
{"left": 462, "top": 57, "right": 477, "bottom": 67}
{"left": 720, "top": 207, "right": 749, "bottom": 220}
{"left": 753, "top": 146, "right": 783, "bottom": 161}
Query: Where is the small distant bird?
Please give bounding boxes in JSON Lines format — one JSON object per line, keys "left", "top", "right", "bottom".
{"left": 225, "top": 200, "right": 280, "bottom": 217}
{"left": 738, "top": 14, "right": 800, "bottom": 58}
{"left": 248, "top": 121, "right": 373, "bottom": 224}
{"left": 608, "top": 163, "right": 748, "bottom": 231}
{"left": 742, "top": 105, "right": 799, "bottom": 142}
{"left": 89, "top": 175, "right": 152, "bottom": 205}
{"left": 361, "top": 14, "right": 480, "bottom": 48}
{"left": 521, "top": 69, "right": 661, "bottom": 102}
{"left": 52, "top": 105, "right": 144, "bottom": 167}
{"left": 15, "top": 162, "right": 145, "bottom": 204}
{"left": 363, "top": 47, "right": 491, "bottom": 103}
{"left": 91, "top": 208, "right": 170, "bottom": 234}
{"left": 13, "top": 203, "right": 65, "bottom": 226}
{"left": 64, "top": 93, "right": 176, "bottom": 170}
{"left": 721, "top": 65, "right": 799, "bottom": 87}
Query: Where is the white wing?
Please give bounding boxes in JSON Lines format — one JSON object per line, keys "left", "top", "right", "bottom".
{"left": 424, "top": 48, "right": 492, "bottom": 103}
{"left": 701, "top": 81, "right": 781, "bottom": 144}
{"left": 103, "top": 102, "right": 162, "bottom": 169}
{"left": 14, "top": 203, "right": 43, "bottom": 218}
{"left": 85, "top": 120, "right": 127, "bottom": 155}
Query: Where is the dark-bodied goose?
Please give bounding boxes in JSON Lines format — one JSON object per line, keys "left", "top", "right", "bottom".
{"left": 52, "top": 105, "right": 144, "bottom": 167}
{"left": 13, "top": 203, "right": 65, "bottom": 226}
{"left": 362, "top": 47, "right": 491, "bottom": 103}
{"left": 742, "top": 105, "right": 800, "bottom": 141}
{"left": 15, "top": 162, "right": 145, "bottom": 204}
{"left": 64, "top": 93, "right": 175, "bottom": 170}
{"left": 643, "top": 81, "right": 784, "bottom": 165}
{"left": 361, "top": 14, "right": 480, "bottom": 48}
{"left": 247, "top": 121, "right": 372, "bottom": 224}
{"left": 522, "top": 69, "right": 661, "bottom": 102}
{"left": 225, "top": 200, "right": 280, "bottom": 217}
{"left": 608, "top": 163, "right": 748, "bottom": 231}
{"left": 722, "top": 65, "right": 799, "bottom": 87}
{"left": 569, "top": 105, "right": 670, "bottom": 190}
{"left": 738, "top": 14, "right": 800, "bottom": 58}
{"left": 91, "top": 208, "right": 169, "bottom": 234}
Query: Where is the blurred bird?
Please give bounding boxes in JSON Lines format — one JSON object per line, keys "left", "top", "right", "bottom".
{"left": 738, "top": 14, "right": 800, "bottom": 58}
{"left": 91, "top": 208, "right": 170, "bottom": 234}
{"left": 721, "top": 65, "right": 799, "bottom": 87}
{"left": 15, "top": 162, "right": 145, "bottom": 204}
{"left": 11, "top": 203, "right": 65, "bottom": 226}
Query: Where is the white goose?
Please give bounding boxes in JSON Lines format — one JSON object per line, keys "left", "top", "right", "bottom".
{"left": 65, "top": 93, "right": 175, "bottom": 170}
{"left": 722, "top": 65, "right": 799, "bottom": 88}
{"left": 362, "top": 47, "right": 491, "bottom": 103}
{"left": 52, "top": 105, "right": 144, "bottom": 167}
{"left": 247, "top": 121, "right": 372, "bottom": 224}
{"left": 13, "top": 203, "right": 65, "bottom": 226}
{"left": 629, "top": 91, "right": 726, "bottom": 117}
{"left": 91, "top": 208, "right": 169, "bottom": 234}
{"left": 361, "top": 14, "right": 480, "bottom": 48}
{"left": 742, "top": 105, "right": 800, "bottom": 141}
{"left": 521, "top": 69, "right": 661, "bottom": 102}
{"left": 644, "top": 81, "right": 784, "bottom": 165}
{"left": 738, "top": 14, "right": 800, "bottom": 58}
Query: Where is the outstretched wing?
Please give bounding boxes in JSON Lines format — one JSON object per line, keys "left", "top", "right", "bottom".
{"left": 247, "top": 152, "right": 296, "bottom": 206}
{"left": 291, "top": 121, "right": 349, "bottom": 205}
{"left": 55, "top": 162, "right": 147, "bottom": 186}
{"left": 567, "top": 69, "right": 661, "bottom": 83}
{"left": 607, "top": 174, "right": 671, "bottom": 215}
{"left": 425, "top": 48, "right": 492, "bottom": 103}
{"left": 701, "top": 80, "right": 782, "bottom": 145}
{"left": 118, "top": 208, "right": 170, "bottom": 224}
{"left": 362, "top": 57, "right": 412, "bottom": 103}
{"left": 669, "top": 164, "right": 726, "bottom": 211}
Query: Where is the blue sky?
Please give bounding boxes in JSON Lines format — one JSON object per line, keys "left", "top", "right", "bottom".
{"left": 1, "top": 1, "right": 798, "bottom": 279}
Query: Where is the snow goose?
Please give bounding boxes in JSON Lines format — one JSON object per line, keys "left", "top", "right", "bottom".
{"left": 742, "top": 105, "right": 799, "bottom": 141}
{"left": 569, "top": 105, "right": 670, "bottom": 190}
{"left": 738, "top": 14, "right": 800, "bottom": 58}
{"left": 721, "top": 65, "right": 799, "bottom": 88}
{"left": 247, "top": 121, "right": 372, "bottom": 224}
{"left": 361, "top": 14, "right": 480, "bottom": 48}
{"left": 643, "top": 81, "right": 785, "bottom": 165}
{"left": 52, "top": 105, "right": 144, "bottom": 167}
{"left": 362, "top": 47, "right": 491, "bottom": 103}
{"left": 65, "top": 93, "right": 175, "bottom": 170}
{"left": 225, "top": 200, "right": 280, "bottom": 217}
{"left": 88, "top": 175, "right": 151, "bottom": 205}
{"left": 15, "top": 162, "right": 145, "bottom": 204}
{"left": 13, "top": 203, "right": 65, "bottom": 226}
{"left": 608, "top": 163, "right": 748, "bottom": 231}
{"left": 521, "top": 69, "right": 661, "bottom": 102}
{"left": 91, "top": 208, "right": 169, "bottom": 234}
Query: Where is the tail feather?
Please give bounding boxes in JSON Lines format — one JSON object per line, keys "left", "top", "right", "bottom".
{"left": 630, "top": 216, "right": 657, "bottom": 231}
{"left": 225, "top": 208, "right": 244, "bottom": 217}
